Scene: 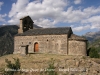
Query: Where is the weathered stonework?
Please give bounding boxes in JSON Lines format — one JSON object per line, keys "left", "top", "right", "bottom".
{"left": 68, "top": 40, "right": 87, "bottom": 56}
{"left": 14, "top": 35, "right": 68, "bottom": 55}
{"left": 14, "top": 16, "right": 87, "bottom": 56}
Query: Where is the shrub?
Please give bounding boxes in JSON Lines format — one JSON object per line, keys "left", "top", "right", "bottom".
{"left": 89, "top": 47, "right": 100, "bottom": 58}
{"left": 45, "top": 58, "right": 58, "bottom": 75}
{"left": 4, "top": 58, "right": 21, "bottom": 75}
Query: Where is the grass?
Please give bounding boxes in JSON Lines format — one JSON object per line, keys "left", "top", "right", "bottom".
{"left": 0, "top": 53, "right": 100, "bottom": 75}
{"left": 0, "top": 53, "right": 84, "bottom": 69}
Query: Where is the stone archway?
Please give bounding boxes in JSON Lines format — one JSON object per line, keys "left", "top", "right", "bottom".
{"left": 34, "top": 42, "right": 39, "bottom": 52}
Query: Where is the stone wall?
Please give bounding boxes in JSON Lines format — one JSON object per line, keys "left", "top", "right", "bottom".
{"left": 68, "top": 40, "right": 87, "bottom": 56}
{"left": 14, "top": 34, "right": 68, "bottom": 55}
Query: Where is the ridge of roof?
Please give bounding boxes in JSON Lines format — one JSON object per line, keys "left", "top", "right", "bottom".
{"left": 16, "top": 27, "right": 72, "bottom": 36}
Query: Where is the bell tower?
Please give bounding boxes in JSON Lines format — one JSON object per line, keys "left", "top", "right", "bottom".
{"left": 18, "top": 16, "right": 34, "bottom": 33}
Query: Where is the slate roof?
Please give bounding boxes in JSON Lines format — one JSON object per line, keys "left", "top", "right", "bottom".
{"left": 16, "top": 27, "right": 73, "bottom": 36}
{"left": 20, "top": 16, "right": 34, "bottom": 23}
{"left": 20, "top": 16, "right": 30, "bottom": 20}
{"left": 69, "top": 34, "right": 87, "bottom": 41}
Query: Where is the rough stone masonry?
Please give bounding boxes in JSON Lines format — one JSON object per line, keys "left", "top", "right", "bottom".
{"left": 14, "top": 16, "right": 87, "bottom": 56}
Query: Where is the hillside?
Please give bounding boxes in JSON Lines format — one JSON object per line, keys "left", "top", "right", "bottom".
{"left": 0, "top": 25, "right": 18, "bottom": 56}
{"left": 0, "top": 54, "right": 100, "bottom": 75}
{"left": 0, "top": 26, "right": 100, "bottom": 74}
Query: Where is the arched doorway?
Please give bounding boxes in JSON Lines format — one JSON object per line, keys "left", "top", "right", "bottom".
{"left": 34, "top": 42, "right": 39, "bottom": 52}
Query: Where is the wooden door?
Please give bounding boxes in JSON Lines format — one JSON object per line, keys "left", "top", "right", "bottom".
{"left": 34, "top": 43, "right": 38, "bottom": 52}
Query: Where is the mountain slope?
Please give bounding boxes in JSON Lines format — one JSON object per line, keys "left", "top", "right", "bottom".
{"left": 84, "top": 31, "right": 100, "bottom": 43}
{"left": 0, "top": 25, "right": 19, "bottom": 56}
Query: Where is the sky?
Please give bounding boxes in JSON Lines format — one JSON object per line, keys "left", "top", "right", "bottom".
{"left": 0, "top": 0, "right": 100, "bottom": 35}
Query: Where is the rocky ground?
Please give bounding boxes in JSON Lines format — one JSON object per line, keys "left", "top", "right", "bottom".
{"left": 0, "top": 54, "right": 100, "bottom": 75}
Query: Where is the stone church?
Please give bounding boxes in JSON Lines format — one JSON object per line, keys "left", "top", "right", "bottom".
{"left": 14, "top": 16, "right": 87, "bottom": 56}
